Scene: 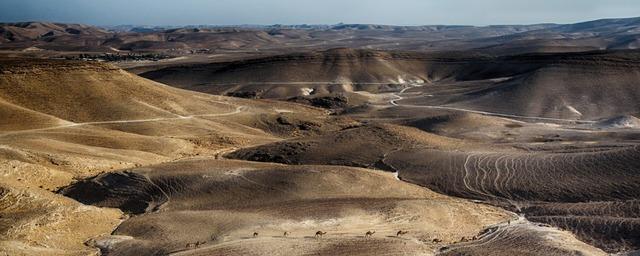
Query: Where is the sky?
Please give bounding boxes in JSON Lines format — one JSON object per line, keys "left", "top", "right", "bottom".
{"left": 1, "top": 0, "right": 639, "bottom": 26}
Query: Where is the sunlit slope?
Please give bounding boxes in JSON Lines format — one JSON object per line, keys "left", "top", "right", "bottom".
{"left": 0, "top": 58, "right": 351, "bottom": 255}
{"left": 62, "top": 159, "right": 511, "bottom": 256}
{"left": 0, "top": 59, "right": 238, "bottom": 125}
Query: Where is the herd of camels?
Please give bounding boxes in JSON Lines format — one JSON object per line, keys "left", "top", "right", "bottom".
{"left": 185, "top": 230, "right": 413, "bottom": 249}
{"left": 255, "top": 230, "right": 408, "bottom": 239}
{"left": 252, "top": 230, "right": 409, "bottom": 240}
{"left": 184, "top": 229, "right": 485, "bottom": 250}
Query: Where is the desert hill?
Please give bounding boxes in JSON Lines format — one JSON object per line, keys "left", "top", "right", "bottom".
{"left": 102, "top": 29, "right": 282, "bottom": 52}
{"left": 390, "top": 145, "right": 640, "bottom": 252}
{"left": 3, "top": 17, "right": 640, "bottom": 55}
{"left": 2, "top": 17, "right": 640, "bottom": 256}
{"left": 465, "top": 17, "right": 640, "bottom": 54}
{"left": 227, "top": 123, "right": 483, "bottom": 169}
{"left": 0, "top": 18, "right": 637, "bottom": 56}
{"left": 142, "top": 49, "right": 640, "bottom": 120}
{"left": 0, "top": 58, "right": 236, "bottom": 124}
{"left": 0, "top": 22, "right": 111, "bottom": 52}
{"left": 595, "top": 115, "right": 640, "bottom": 129}
{"left": 0, "top": 58, "right": 354, "bottom": 255}
{"left": 139, "top": 48, "right": 447, "bottom": 104}
{"left": 228, "top": 125, "right": 640, "bottom": 253}
{"left": 142, "top": 48, "right": 435, "bottom": 85}
{"left": 438, "top": 216, "right": 607, "bottom": 256}
{"left": 0, "top": 58, "right": 353, "bottom": 185}
{"left": 0, "top": 22, "right": 109, "bottom": 42}
{"left": 59, "top": 158, "right": 603, "bottom": 256}
{"left": 429, "top": 56, "right": 640, "bottom": 120}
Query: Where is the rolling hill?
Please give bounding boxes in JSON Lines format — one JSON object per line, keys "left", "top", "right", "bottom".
{"left": 227, "top": 124, "right": 640, "bottom": 253}
{"left": 3, "top": 16, "right": 640, "bottom": 256}
{"left": 2, "top": 17, "right": 640, "bottom": 55}
{"left": 61, "top": 158, "right": 590, "bottom": 256}
{"left": 142, "top": 49, "right": 640, "bottom": 120}
{"left": 0, "top": 58, "right": 353, "bottom": 255}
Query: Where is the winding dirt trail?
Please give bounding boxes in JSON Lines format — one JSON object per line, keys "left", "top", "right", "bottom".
{"left": 389, "top": 84, "right": 596, "bottom": 124}
{"left": 435, "top": 213, "right": 605, "bottom": 255}
{"left": 437, "top": 214, "right": 521, "bottom": 254}
{"left": 0, "top": 105, "right": 246, "bottom": 138}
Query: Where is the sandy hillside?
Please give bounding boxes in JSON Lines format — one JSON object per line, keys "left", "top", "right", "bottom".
{"left": 0, "top": 58, "right": 353, "bottom": 255}
{"left": 2, "top": 22, "right": 640, "bottom": 255}
{"left": 62, "top": 159, "right": 513, "bottom": 255}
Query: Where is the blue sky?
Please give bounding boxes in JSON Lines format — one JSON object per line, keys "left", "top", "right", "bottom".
{"left": 1, "top": 0, "right": 639, "bottom": 26}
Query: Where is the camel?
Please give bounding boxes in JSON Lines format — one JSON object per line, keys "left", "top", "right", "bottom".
{"left": 315, "top": 231, "right": 327, "bottom": 238}
{"left": 283, "top": 231, "right": 289, "bottom": 237}
{"left": 186, "top": 241, "right": 206, "bottom": 249}
{"left": 432, "top": 238, "right": 442, "bottom": 243}
{"left": 365, "top": 230, "right": 375, "bottom": 238}
{"left": 253, "top": 232, "right": 259, "bottom": 238}
{"left": 396, "top": 230, "right": 409, "bottom": 237}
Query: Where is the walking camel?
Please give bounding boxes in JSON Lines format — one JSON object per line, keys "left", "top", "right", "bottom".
{"left": 253, "top": 232, "right": 259, "bottom": 238}
{"left": 396, "top": 230, "right": 409, "bottom": 237}
{"left": 365, "top": 231, "right": 376, "bottom": 238}
{"left": 185, "top": 241, "right": 206, "bottom": 249}
{"left": 283, "top": 231, "right": 290, "bottom": 237}
{"left": 315, "top": 231, "right": 327, "bottom": 238}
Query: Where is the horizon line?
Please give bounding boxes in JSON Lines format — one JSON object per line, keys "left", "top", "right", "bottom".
{"left": 1, "top": 15, "right": 639, "bottom": 29}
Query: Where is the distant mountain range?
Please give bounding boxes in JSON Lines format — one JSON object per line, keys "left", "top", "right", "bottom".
{"left": 1, "top": 17, "right": 639, "bottom": 54}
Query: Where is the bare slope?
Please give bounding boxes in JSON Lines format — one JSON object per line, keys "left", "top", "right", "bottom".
{"left": 141, "top": 48, "right": 439, "bottom": 99}
{"left": 442, "top": 62, "right": 640, "bottom": 120}
{"left": 0, "top": 58, "right": 349, "bottom": 183}
{"left": 3, "top": 17, "right": 640, "bottom": 53}
{"left": 438, "top": 216, "right": 606, "bottom": 256}
{"left": 0, "top": 58, "right": 235, "bottom": 125}
{"left": 0, "top": 22, "right": 111, "bottom": 52}
{"left": 228, "top": 122, "right": 640, "bottom": 253}
{"left": 0, "top": 22, "right": 108, "bottom": 42}
{"left": 144, "top": 49, "right": 640, "bottom": 120}
{"left": 227, "top": 123, "right": 474, "bottom": 168}
{"left": 62, "top": 159, "right": 511, "bottom": 255}
{"left": 0, "top": 58, "right": 352, "bottom": 255}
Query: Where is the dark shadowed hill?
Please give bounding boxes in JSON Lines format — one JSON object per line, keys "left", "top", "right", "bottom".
{"left": 226, "top": 122, "right": 640, "bottom": 253}
{"left": 142, "top": 49, "right": 640, "bottom": 120}
{"left": 141, "top": 48, "right": 443, "bottom": 87}
{"left": 401, "top": 51, "right": 640, "bottom": 120}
